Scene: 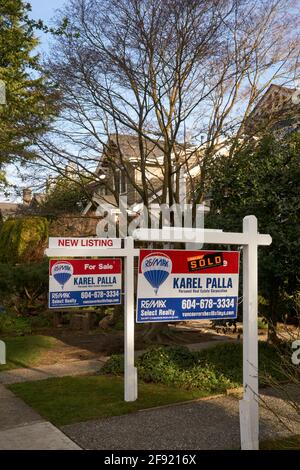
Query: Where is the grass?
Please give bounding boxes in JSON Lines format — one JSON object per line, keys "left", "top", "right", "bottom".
{"left": 260, "top": 435, "right": 300, "bottom": 450}
{"left": 0, "top": 335, "right": 59, "bottom": 371}
{"left": 8, "top": 375, "right": 209, "bottom": 426}
{"left": 5, "top": 341, "right": 293, "bottom": 430}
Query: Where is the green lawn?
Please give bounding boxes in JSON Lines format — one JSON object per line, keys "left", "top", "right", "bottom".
{"left": 8, "top": 375, "right": 209, "bottom": 426}
{"left": 0, "top": 335, "right": 59, "bottom": 371}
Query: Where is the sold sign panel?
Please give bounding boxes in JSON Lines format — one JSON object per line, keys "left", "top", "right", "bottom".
{"left": 49, "top": 259, "right": 122, "bottom": 308}
{"left": 136, "top": 250, "right": 240, "bottom": 323}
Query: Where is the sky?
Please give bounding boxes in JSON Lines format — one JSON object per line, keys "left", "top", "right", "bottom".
{"left": 30, "top": 0, "right": 63, "bottom": 19}
{"left": 29, "top": 0, "right": 66, "bottom": 54}
{"left": 1, "top": 1, "right": 66, "bottom": 202}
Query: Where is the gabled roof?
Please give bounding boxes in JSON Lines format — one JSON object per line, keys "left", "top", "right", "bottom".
{"left": 244, "top": 84, "right": 298, "bottom": 135}
{"left": 0, "top": 202, "right": 20, "bottom": 218}
{"left": 106, "top": 134, "right": 164, "bottom": 162}
{"left": 247, "top": 84, "right": 295, "bottom": 119}
{"left": 102, "top": 134, "right": 192, "bottom": 166}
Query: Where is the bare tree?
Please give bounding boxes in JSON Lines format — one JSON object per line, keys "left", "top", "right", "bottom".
{"left": 25, "top": 0, "right": 299, "bottom": 216}
{"left": 16, "top": 0, "right": 299, "bottom": 342}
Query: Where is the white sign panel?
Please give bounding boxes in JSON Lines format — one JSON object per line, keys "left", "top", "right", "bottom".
{"left": 49, "top": 258, "right": 122, "bottom": 308}
{"left": 48, "top": 237, "right": 122, "bottom": 249}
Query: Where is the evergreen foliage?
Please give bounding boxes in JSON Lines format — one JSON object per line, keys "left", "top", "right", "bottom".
{"left": 206, "top": 132, "right": 300, "bottom": 327}
{"left": 0, "top": 0, "right": 60, "bottom": 167}
{"left": 0, "top": 216, "right": 48, "bottom": 263}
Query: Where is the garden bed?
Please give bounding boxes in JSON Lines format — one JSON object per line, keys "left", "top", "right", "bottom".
{"left": 102, "top": 342, "right": 284, "bottom": 393}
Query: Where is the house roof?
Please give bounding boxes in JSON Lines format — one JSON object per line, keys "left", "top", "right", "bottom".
{"left": 250, "top": 84, "right": 294, "bottom": 115}
{"left": 32, "top": 193, "right": 47, "bottom": 205}
{"left": 0, "top": 202, "right": 20, "bottom": 218}
{"left": 242, "top": 83, "right": 300, "bottom": 136}
{"left": 103, "top": 134, "right": 190, "bottom": 165}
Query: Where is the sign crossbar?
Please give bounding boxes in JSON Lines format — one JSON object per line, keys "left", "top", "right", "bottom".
{"left": 133, "top": 227, "right": 271, "bottom": 246}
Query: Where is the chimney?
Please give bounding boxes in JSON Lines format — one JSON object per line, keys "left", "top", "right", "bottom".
{"left": 23, "top": 188, "right": 32, "bottom": 205}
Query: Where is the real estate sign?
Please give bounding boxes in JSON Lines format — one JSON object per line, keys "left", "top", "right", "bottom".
{"left": 48, "top": 237, "right": 121, "bottom": 249}
{"left": 49, "top": 259, "right": 122, "bottom": 308}
{"left": 136, "top": 250, "right": 240, "bottom": 322}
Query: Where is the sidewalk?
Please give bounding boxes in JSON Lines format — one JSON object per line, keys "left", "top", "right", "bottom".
{"left": 4, "top": 338, "right": 286, "bottom": 450}
{"left": 62, "top": 388, "right": 300, "bottom": 450}
{"left": 1, "top": 368, "right": 299, "bottom": 449}
{"left": 0, "top": 385, "right": 80, "bottom": 450}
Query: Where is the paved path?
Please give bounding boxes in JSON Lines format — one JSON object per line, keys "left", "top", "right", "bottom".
{"left": 0, "top": 385, "right": 80, "bottom": 450}
{"left": 134, "top": 339, "right": 240, "bottom": 357}
{"left": 62, "top": 388, "right": 300, "bottom": 450}
{"left": 186, "top": 338, "right": 240, "bottom": 352}
{"left": 0, "top": 358, "right": 107, "bottom": 385}
{"left": 0, "top": 340, "right": 236, "bottom": 385}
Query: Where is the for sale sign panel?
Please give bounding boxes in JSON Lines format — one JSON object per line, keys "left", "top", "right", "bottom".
{"left": 49, "top": 259, "right": 122, "bottom": 308}
{"left": 136, "top": 250, "right": 240, "bottom": 323}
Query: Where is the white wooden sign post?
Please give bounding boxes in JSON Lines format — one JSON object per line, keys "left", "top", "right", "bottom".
{"left": 133, "top": 215, "right": 272, "bottom": 450}
{"left": 0, "top": 340, "right": 6, "bottom": 365}
{"left": 45, "top": 236, "right": 139, "bottom": 403}
{"left": 45, "top": 218, "right": 271, "bottom": 450}
{"left": 124, "top": 237, "right": 138, "bottom": 401}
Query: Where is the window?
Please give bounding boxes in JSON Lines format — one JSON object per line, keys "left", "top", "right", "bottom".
{"left": 120, "top": 171, "right": 127, "bottom": 194}
{"left": 99, "top": 185, "right": 108, "bottom": 196}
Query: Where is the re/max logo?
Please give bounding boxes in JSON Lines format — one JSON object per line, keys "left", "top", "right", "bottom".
{"left": 187, "top": 253, "right": 223, "bottom": 272}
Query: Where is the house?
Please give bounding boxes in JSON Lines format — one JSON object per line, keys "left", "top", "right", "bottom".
{"left": 0, "top": 202, "right": 20, "bottom": 220}
{"left": 81, "top": 84, "right": 299, "bottom": 221}
{"left": 243, "top": 84, "right": 300, "bottom": 137}
{"left": 82, "top": 133, "right": 209, "bottom": 218}
{"left": 0, "top": 188, "right": 47, "bottom": 220}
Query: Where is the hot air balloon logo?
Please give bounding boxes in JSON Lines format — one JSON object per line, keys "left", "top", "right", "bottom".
{"left": 52, "top": 262, "right": 73, "bottom": 290}
{"left": 141, "top": 252, "right": 172, "bottom": 294}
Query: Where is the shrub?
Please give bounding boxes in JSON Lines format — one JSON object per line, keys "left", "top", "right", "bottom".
{"left": 0, "top": 312, "right": 32, "bottom": 336}
{"left": 193, "top": 343, "right": 243, "bottom": 384}
{"left": 0, "top": 260, "right": 48, "bottom": 315}
{"left": 258, "top": 317, "right": 268, "bottom": 329}
{"left": 101, "top": 354, "right": 124, "bottom": 375}
{"left": 0, "top": 217, "right": 48, "bottom": 263}
{"left": 195, "top": 342, "right": 283, "bottom": 384}
{"left": 102, "top": 342, "right": 283, "bottom": 393}
{"left": 258, "top": 322, "right": 300, "bottom": 429}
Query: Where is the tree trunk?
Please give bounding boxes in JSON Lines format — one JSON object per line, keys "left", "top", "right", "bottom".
{"left": 267, "top": 281, "right": 279, "bottom": 344}
{"left": 99, "top": 305, "right": 123, "bottom": 330}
